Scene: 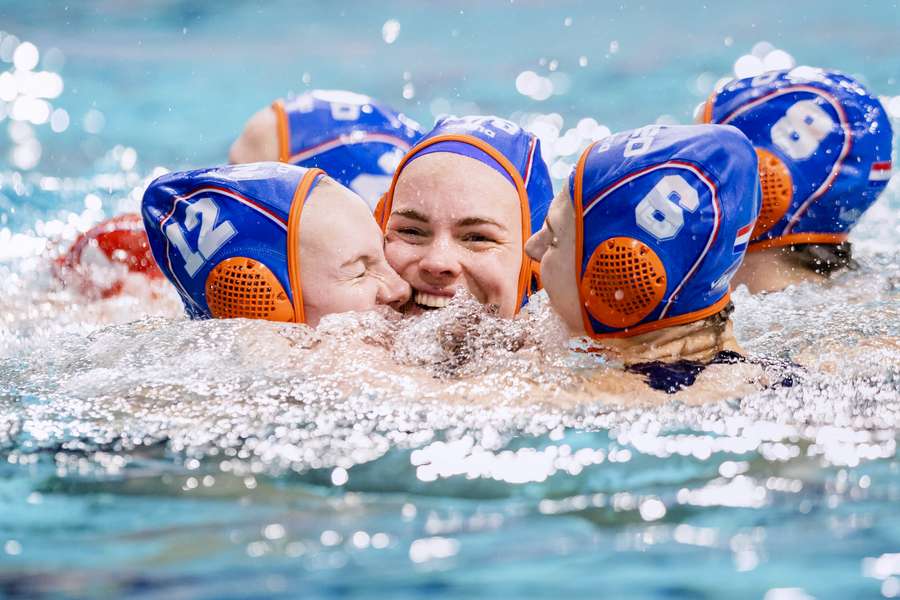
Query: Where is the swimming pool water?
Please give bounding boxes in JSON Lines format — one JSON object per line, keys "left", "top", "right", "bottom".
{"left": 1, "top": 2, "right": 899, "bottom": 598}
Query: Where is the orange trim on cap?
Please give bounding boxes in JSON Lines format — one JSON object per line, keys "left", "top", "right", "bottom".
{"left": 700, "top": 90, "right": 716, "bottom": 124}
{"left": 380, "top": 134, "right": 533, "bottom": 312}
{"left": 286, "top": 168, "right": 325, "bottom": 324}
{"left": 572, "top": 142, "right": 594, "bottom": 337}
{"left": 748, "top": 232, "right": 849, "bottom": 252}
{"left": 271, "top": 100, "right": 290, "bottom": 163}
{"left": 589, "top": 293, "right": 732, "bottom": 339}
{"left": 373, "top": 194, "right": 386, "bottom": 221}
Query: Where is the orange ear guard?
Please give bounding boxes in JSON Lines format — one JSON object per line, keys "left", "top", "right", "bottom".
{"left": 580, "top": 237, "right": 667, "bottom": 329}
{"left": 752, "top": 147, "right": 793, "bottom": 239}
{"left": 205, "top": 257, "right": 295, "bottom": 321}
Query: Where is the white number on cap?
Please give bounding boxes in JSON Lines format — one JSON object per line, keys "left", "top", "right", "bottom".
{"left": 751, "top": 71, "right": 781, "bottom": 87}
{"left": 623, "top": 124, "right": 661, "bottom": 157}
{"left": 330, "top": 102, "right": 361, "bottom": 121}
{"left": 490, "top": 118, "right": 520, "bottom": 135}
{"left": 227, "top": 163, "right": 292, "bottom": 181}
{"left": 770, "top": 100, "right": 834, "bottom": 160}
{"left": 164, "top": 197, "right": 236, "bottom": 277}
{"left": 309, "top": 90, "right": 370, "bottom": 121}
{"left": 634, "top": 175, "right": 699, "bottom": 241}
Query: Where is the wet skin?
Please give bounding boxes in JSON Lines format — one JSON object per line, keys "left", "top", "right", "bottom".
{"left": 299, "top": 179, "right": 411, "bottom": 326}
{"left": 525, "top": 184, "right": 584, "bottom": 334}
{"left": 384, "top": 153, "right": 524, "bottom": 317}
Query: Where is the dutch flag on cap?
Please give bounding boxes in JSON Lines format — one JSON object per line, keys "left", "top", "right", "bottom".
{"left": 869, "top": 161, "right": 892, "bottom": 183}
{"left": 733, "top": 223, "right": 753, "bottom": 253}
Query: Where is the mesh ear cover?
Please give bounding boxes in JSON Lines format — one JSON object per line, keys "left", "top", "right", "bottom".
{"left": 205, "top": 257, "right": 295, "bottom": 322}
{"left": 752, "top": 148, "right": 793, "bottom": 239}
{"left": 580, "top": 237, "right": 667, "bottom": 329}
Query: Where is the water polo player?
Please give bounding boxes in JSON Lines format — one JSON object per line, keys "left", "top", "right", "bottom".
{"left": 229, "top": 89, "right": 423, "bottom": 209}
{"left": 142, "top": 162, "right": 410, "bottom": 326}
{"left": 59, "top": 90, "right": 420, "bottom": 300}
{"left": 526, "top": 123, "right": 761, "bottom": 370}
{"left": 378, "top": 115, "right": 554, "bottom": 317}
{"left": 700, "top": 67, "right": 893, "bottom": 293}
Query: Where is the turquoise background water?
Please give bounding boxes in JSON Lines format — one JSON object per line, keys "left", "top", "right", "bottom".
{"left": 4, "top": 1, "right": 898, "bottom": 171}
{"left": 1, "top": 2, "right": 899, "bottom": 599}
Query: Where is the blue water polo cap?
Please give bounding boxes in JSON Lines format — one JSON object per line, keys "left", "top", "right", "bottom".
{"left": 142, "top": 162, "right": 324, "bottom": 323}
{"left": 702, "top": 67, "right": 893, "bottom": 250}
{"left": 272, "top": 89, "right": 423, "bottom": 209}
{"left": 570, "top": 124, "right": 761, "bottom": 338}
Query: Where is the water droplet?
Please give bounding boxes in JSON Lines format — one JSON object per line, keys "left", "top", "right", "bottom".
{"left": 263, "top": 523, "right": 286, "bottom": 540}
{"left": 331, "top": 466, "right": 349, "bottom": 485}
{"left": 12, "top": 41, "right": 38, "bottom": 71}
{"left": 50, "top": 108, "right": 69, "bottom": 132}
{"left": 4, "top": 540, "right": 21, "bottom": 556}
{"left": 83, "top": 108, "right": 105, "bottom": 134}
{"left": 734, "top": 54, "right": 765, "bottom": 78}
{"left": 382, "top": 19, "right": 400, "bottom": 44}
{"left": 639, "top": 497, "right": 666, "bottom": 521}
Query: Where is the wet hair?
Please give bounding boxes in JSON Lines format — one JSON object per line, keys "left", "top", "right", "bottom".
{"left": 789, "top": 242, "right": 855, "bottom": 276}
{"left": 703, "top": 300, "right": 734, "bottom": 335}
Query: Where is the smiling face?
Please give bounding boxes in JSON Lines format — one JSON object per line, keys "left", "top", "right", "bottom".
{"left": 384, "top": 152, "right": 524, "bottom": 317}
{"left": 525, "top": 184, "right": 585, "bottom": 335}
{"left": 299, "top": 179, "right": 411, "bottom": 326}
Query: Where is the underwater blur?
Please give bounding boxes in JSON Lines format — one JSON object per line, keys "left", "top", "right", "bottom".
{"left": 1, "top": 1, "right": 899, "bottom": 598}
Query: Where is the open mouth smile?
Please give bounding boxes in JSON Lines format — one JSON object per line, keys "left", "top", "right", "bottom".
{"left": 413, "top": 290, "right": 452, "bottom": 310}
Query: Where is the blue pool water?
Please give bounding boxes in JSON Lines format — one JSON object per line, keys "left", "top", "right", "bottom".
{"left": 1, "top": 2, "right": 899, "bottom": 598}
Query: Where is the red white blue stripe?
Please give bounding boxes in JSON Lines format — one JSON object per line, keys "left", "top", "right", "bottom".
{"left": 870, "top": 161, "right": 892, "bottom": 182}
{"left": 733, "top": 222, "right": 753, "bottom": 253}
{"left": 288, "top": 133, "right": 413, "bottom": 164}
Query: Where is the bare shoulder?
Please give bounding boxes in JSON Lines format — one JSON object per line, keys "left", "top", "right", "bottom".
{"left": 577, "top": 368, "right": 670, "bottom": 407}
{"left": 795, "top": 335, "right": 900, "bottom": 376}
{"left": 229, "top": 105, "right": 280, "bottom": 164}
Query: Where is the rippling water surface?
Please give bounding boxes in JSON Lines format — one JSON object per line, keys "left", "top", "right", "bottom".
{"left": 1, "top": 2, "right": 899, "bottom": 599}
